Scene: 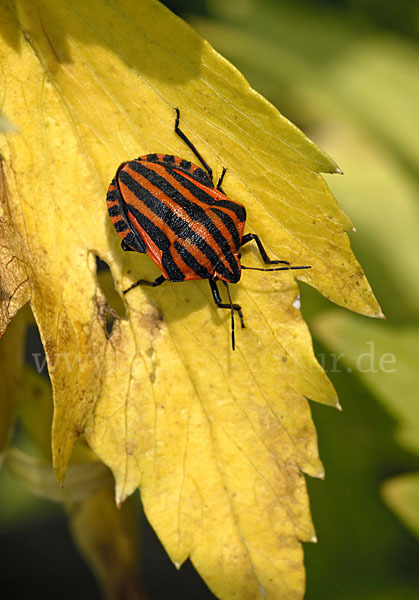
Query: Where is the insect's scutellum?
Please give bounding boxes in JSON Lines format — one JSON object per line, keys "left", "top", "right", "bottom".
{"left": 107, "top": 109, "right": 311, "bottom": 349}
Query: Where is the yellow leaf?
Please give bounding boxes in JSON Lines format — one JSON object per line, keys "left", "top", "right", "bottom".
{"left": 0, "top": 1, "right": 380, "bottom": 598}
{"left": 0, "top": 164, "right": 30, "bottom": 335}
{"left": 18, "top": 362, "right": 99, "bottom": 463}
{"left": 0, "top": 109, "right": 17, "bottom": 134}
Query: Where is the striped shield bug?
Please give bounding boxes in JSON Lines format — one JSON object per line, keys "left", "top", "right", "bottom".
{"left": 107, "top": 109, "right": 310, "bottom": 349}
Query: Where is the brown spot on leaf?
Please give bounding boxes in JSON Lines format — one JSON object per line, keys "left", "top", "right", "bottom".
{"left": 139, "top": 305, "right": 163, "bottom": 339}
{"left": 95, "top": 294, "right": 119, "bottom": 338}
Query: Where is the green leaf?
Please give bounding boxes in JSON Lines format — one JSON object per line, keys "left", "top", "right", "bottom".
{"left": 313, "top": 312, "right": 419, "bottom": 455}
{"left": 0, "top": 310, "right": 26, "bottom": 457}
{"left": 382, "top": 473, "right": 419, "bottom": 541}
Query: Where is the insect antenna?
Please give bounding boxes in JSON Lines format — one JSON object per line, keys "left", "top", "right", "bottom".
{"left": 222, "top": 281, "right": 236, "bottom": 351}
{"left": 241, "top": 265, "right": 311, "bottom": 272}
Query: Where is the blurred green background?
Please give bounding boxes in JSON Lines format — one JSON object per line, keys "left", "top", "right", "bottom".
{"left": 1, "top": 0, "right": 418, "bottom": 598}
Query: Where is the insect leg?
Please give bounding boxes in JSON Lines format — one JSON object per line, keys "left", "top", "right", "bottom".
{"left": 209, "top": 279, "right": 245, "bottom": 351}
{"left": 216, "top": 167, "right": 227, "bottom": 194}
{"left": 209, "top": 280, "right": 245, "bottom": 327}
{"left": 123, "top": 274, "right": 166, "bottom": 295}
{"left": 174, "top": 108, "right": 213, "bottom": 181}
{"left": 240, "top": 233, "right": 290, "bottom": 266}
{"left": 240, "top": 233, "right": 311, "bottom": 272}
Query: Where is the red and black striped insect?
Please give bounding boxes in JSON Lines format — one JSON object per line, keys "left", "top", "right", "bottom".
{"left": 107, "top": 109, "right": 310, "bottom": 349}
